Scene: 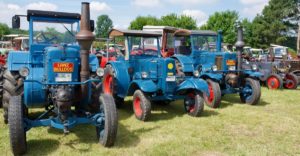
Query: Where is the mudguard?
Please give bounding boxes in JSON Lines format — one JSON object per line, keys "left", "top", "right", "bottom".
{"left": 243, "top": 70, "right": 262, "bottom": 78}
{"left": 200, "top": 73, "right": 223, "bottom": 81}
{"left": 171, "top": 55, "right": 194, "bottom": 73}
{"left": 7, "top": 51, "right": 30, "bottom": 71}
{"left": 108, "top": 61, "right": 131, "bottom": 97}
{"left": 177, "top": 78, "right": 209, "bottom": 95}
{"left": 129, "top": 80, "right": 157, "bottom": 93}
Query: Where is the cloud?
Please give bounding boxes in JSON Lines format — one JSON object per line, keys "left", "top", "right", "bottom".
{"left": 131, "top": 0, "right": 161, "bottom": 8}
{"left": 7, "top": 4, "right": 20, "bottom": 10}
{"left": 167, "top": 0, "right": 218, "bottom": 6}
{"left": 90, "top": 1, "right": 111, "bottom": 12}
{"left": 26, "top": 2, "right": 57, "bottom": 11}
{"left": 241, "top": 0, "right": 269, "bottom": 18}
{"left": 182, "top": 9, "right": 208, "bottom": 26}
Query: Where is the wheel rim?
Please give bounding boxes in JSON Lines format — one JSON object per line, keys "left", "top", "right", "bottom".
{"left": 242, "top": 83, "right": 253, "bottom": 100}
{"left": 267, "top": 76, "right": 280, "bottom": 89}
{"left": 134, "top": 96, "right": 142, "bottom": 117}
{"left": 103, "top": 75, "right": 113, "bottom": 94}
{"left": 205, "top": 82, "right": 214, "bottom": 105}
{"left": 185, "top": 93, "right": 195, "bottom": 113}
{"left": 284, "top": 75, "right": 296, "bottom": 89}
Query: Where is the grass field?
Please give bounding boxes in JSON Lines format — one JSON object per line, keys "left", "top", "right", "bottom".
{"left": 1, "top": 87, "right": 300, "bottom": 156}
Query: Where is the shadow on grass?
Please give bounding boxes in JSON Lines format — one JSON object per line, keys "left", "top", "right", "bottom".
{"left": 26, "top": 139, "right": 59, "bottom": 155}
{"left": 220, "top": 93, "right": 270, "bottom": 108}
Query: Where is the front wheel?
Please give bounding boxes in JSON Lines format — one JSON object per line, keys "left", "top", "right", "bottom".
{"left": 266, "top": 74, "right": 283, "bottom": 89}
{"left": 240, "top": 78, "right": 261, "bottom": 105}
{"left": 8, "top": 96, "right": 27, "bottom": 155}
{"left": 184, "top": 92, "right": 204, "bottom": 117}
{"left": 204, "top": 79, "right": 221, "bottom": 108}
{"left": 283, "top": 73, "right": 298, "bottom": 89}
{"left": 96, "top": 94, "right": 118, "bottom": 147}
{"left": 132, "top": 90, "right": 151, "bottom": 121}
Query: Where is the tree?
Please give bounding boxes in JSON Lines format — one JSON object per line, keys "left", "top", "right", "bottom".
{"left": 129, "top": 16, "right": 160, "bottom": 30}
{"left": 0, "top": 23, "right": 10, "bottom": 38}
{"left": 200, "top": 11, "right": 239, "bottom": 44}
{"left": 96, "top": 15, "right": 113, "bottom": 38}
{"left": 160, "top": 14, "right": 197, "bottom": 29}
{"left": 251, "top": 0, "right": 299, "bottom": 48}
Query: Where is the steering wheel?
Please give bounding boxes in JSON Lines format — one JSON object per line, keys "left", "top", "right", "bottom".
{"left": 35, "top": 32, "right": 59, "bottom": 44}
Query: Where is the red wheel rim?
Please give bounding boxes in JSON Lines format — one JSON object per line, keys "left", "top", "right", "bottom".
{"left": 205, "top": 82, "right": 214, "bottom": 105}
{"left": 103, "top": 75, "right": 113, "bottom": 94}
{"left": 267, "top": 76, "right": 280, "bottom": 89}
{"left": 134, "top": 96, "right": 142, "bottom": 117}
{"left": 284, "top": 76, "right": 296, "bottom": 89}
{"left": 187, "top": 93, "right": 195, "bottom": 113}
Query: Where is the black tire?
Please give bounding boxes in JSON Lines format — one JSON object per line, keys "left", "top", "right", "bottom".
{"left": 2, "top": 70, "right": 23, "bottom": 124}
{"left": 283, "top": 73, "right": 298, "bottom": 89}
{"left": 132, "top": 90, "right": 151, "bottom": 121}
{"left": 0, "top": 67, "right": 4, "bottom": 108}
{"left": 266, "top": 74, "right": 283, "bottom": 89}
{"left": 96, "top": 94, "right": 118, "bottom": 147}
{"left": 240, "top": 78, "right": 261, "bottom": 105}
{"left": 102, "top": 65, "right": 123, "bottom": 108}
{"left": 184, "top": 92, "right": 204, "bottom": 117}
{"left": 8, "top": 96, "right": 27, "bottom": 155}
{"left": 291, "top": 71, "right": 300, "bottom": 85}
{"left": 204, "top": 79, "right": 221, "bottom": 108}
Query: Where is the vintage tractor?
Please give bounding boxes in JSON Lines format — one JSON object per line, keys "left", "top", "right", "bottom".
{"left": 4, "top": 2, "right": 118, "bottom": 155}
{"left": 143, "top": 25, "right": 261, "bottom": 108}
{"left": 102, "top": 29, "right": 209, "bottom": 121}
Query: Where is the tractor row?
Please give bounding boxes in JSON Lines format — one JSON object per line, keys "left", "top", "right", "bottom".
{"left": 1, "top": 2, "right": 263, "bottom": 155}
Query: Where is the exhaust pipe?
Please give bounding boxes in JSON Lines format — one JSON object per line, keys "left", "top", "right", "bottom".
{"left": 235, "top": 23, "right": 244, "bottom": 76}
{"left": 76, "top": 2, "right": 95, "bottom": 98}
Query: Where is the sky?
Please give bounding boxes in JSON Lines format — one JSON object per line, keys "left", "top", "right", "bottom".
{"left": 0, "top": 0, "right": 270, "bottom": 30}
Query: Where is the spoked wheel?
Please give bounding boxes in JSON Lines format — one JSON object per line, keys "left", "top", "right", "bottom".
{"left": 132, "top": 90, "right": 151, "bottom": 121}
{"left": 240, "top": 78, "right": 261, "bottom": 105}
{"left": 283, "top": 73, "right": 298, "bottom": 89}
{"left": 9, "top": 96, "right": 27, "bottom": 155}
{"left": 203, "top": 79, "right": 221, "bottom": 108}
{"left": 266, "top": 74, "right": 283, "bottom": 89}
{"left": 96, "top": 94, "right": 118, "bottom": 147}
{"left": 102, "top": 65, "right": 124, "bottom": 107}
{"left": 3, "top": 70, "right": 24, "bottom": 124}
{"left": 184, "top": 92, "right": 204, "bottom": 117}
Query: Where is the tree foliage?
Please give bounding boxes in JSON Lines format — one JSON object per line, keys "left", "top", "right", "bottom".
{"left": 128, "top": 13, "right": 197, "bottom": 30}
{"left": 0, "top": 23, "right": 10, "bottom": 38}
{"left": 200, "top": 11, "right": 239, "bottom": 44}
{"left": 96, "top": 15, "right": 113, "bottom": 38}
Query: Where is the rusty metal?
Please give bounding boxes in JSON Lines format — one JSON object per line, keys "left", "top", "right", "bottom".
{"left": 76, "top": 2, "right": 95, "bottom": 99}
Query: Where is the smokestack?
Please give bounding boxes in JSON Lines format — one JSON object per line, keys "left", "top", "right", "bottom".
{"left": 235, "top": 23, "right": 244, "bottom": 75}
{"left": 76, "top": 2, "right": 95, "bottom": 98}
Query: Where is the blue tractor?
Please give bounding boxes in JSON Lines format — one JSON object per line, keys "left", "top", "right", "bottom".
{"left": 4, "top": 2, "right": 118, "bottom": 155}
{"left": 143, "top": 25, "right": 261, "bottom": 108}
{"left": 101, "top": 29, "right": 210, "bottom": 121}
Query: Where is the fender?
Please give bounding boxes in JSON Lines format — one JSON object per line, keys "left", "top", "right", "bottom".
{"left": 243, "top": 70, "right": 262, "bottom": 78}
{"left": 8, "top": 51, "right": 30, "bottom": 71}
{"left": 200, "top": 73, "right": 223, "bottom": 81}
{"left": 108, "top": 61, "right": 131, "bottom": 98}
{"left": 171, "top": 54, "right": 194, "bottom": 73}
{"left": 177, "top": 78, "right": 209, "bottom": 96}
{"left": 128, "top": 80, "right": 157, "bottom": 95}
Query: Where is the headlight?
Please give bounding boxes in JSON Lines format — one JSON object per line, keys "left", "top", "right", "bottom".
{"left": 193, "top": 70, "right": 200, "bottom": 77}
{"left": 251, "top": 64, "right": 257, "bottom": 71}
{"left": 96, "top": 68, "right": 104, "bottom": 77}
{"left": 228, "top": 66, "right": 236, "bottom": 71}
{"left": 212, "top": 65, "right": 218, "bottom": 71}
{"left": 19, "top": 67, "right": 29, "bottom": 77}
{"left": 141, "top": 72, "right": 148, "bottom": 78}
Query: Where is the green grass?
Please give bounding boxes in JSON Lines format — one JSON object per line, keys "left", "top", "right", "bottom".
{"left": 1, "top": 87, "right": 300, "bottom": 156}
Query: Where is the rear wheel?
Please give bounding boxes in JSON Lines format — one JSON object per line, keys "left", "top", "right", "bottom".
{"left": 0, "top": 67, "right": 4, "bottom": 108}
{"left": 2, "top": 70, "right": 23, "bottom": 124}
{"left": 240, "top": 78, "right": 261, "bottom": 105}
{"left": 266, "top": 74, "right": 283, "bottom": 89}
{"left": 204, "top": 79, "right": 221, "bottom": 108}
{"left": 132, "top": 90, "right": 151, "bottom": 121}
{"left": 184, "top": 92, "right": 204, "bottom": 117}
{"left": 9, "top": 96, "right": 27, "bottom": 155}
{"left": 283, "top": 73, "right": 298, "bottom": 89}
{"left": 96, "top": 94, "right": 118, "bottom": 147}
